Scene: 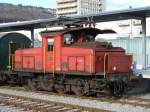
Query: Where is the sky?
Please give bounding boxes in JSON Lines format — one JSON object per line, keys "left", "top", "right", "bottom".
{"left": 0, "top": 0, "right": 149, "bottom": 10}
{"left": 106, "top": 0, "right": 150, "bottom": 11}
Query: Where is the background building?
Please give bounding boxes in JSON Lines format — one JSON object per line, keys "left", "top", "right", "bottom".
{"left": 56, "top": 0, "right": 105, "bottom": 16}
{"left": 117, "top": 19, "right": 142, "bottom": 38}
{"left": 96, "top": 18, "right": 150, "bottom": 69}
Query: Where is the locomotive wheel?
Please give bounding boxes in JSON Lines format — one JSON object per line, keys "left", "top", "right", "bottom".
{"left": 38, "top": 76, "right": 54, "bottom": 91}
{"left": 55, "top": 83, "right": 66, "bottom": 94}
{"left": 27, "top": 79, "right": 37, "bottom": 90}
{"left": 72, "top": 79, "right": 89, "bottom": 96}
{"left": 39, "top": 82, "right": 54, "bottom": 91}
{"left": 109, "top": 80, "right": 125, "bottom": 96}
{"left": 72, "top": 85, "right": 84, "bottom": 96}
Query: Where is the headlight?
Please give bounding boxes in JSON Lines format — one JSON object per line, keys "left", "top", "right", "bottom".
{"left": 112, "top": 66, "right": 116, "bottom": 71}
{"left": 130, "top": 65, "right": 133, "bottom": 69}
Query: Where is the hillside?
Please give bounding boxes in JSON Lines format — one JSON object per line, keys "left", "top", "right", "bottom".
{"left": 0, "top": 3, "right": 56, "bottom": 23}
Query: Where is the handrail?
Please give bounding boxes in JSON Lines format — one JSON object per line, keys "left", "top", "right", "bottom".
{"left": 90, "top": 54, "right": 92, "bottom": 73}
{"left": 104, "top": 53, "right": 108, "bottom": 78}
{"left": 8, "top": 43, "right": 11, "bottom": 71}
{"left": 43, "top": 43, "right": 46, "bottom": 74}
{"left": 11, "top": 54, "right": 14, "bottom": 71}
{"left": 52, "top": 45, "right": 55, "bottom": 78}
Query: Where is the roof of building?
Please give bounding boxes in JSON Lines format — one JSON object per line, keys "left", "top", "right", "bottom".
{"left": 0, "top": 6, "right": 150, "bottom": 32}
{"left": 74, "top": 6, "right": 150, "bottom": 22}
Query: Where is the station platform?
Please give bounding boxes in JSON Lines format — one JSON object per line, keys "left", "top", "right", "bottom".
{"left": 135, "top": 69, "right": 150, "bottom": 79}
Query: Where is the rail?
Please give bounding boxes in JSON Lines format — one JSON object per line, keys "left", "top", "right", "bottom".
{"left": 0, "top": 86, "right": 150, "bottom": 111}
{"left": 0, "top": 88, "right": 109, "bottom": 112}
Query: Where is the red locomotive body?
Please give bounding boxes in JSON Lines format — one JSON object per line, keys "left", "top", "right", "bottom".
{"left": 13, "top": 27, "right": 133, "bottom": 95}
{"left": 14, "top": 28, "right": 132, "bottom": 74}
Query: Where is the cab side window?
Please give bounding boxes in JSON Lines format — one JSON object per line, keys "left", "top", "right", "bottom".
{"left": 47, "top": 39, "right": 54, "bottom": 51}
{"left": 85, "top": 34, "right": 94, "bottom": 42}
{"left": 63, "top": 33, "right": 74, "bottom": 45}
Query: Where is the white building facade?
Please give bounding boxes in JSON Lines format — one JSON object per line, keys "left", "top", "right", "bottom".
{"left": 56, "top": 0, "right": 105, "bottom": 16}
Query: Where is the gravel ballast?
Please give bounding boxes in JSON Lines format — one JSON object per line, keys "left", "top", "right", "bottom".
{"left": 0, "top": 88, "right": 149, "bottom": 112}
{"left": 0, "top": 104, "right": 31, "bottom": 112}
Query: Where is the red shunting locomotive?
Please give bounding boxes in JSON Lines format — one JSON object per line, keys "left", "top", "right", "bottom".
{"left": 12, "top": 27, "right": 133, "bottom": 95}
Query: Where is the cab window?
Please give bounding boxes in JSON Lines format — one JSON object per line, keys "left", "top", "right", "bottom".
{"left": 47, "top": 39, "right": 54, "bottom": 51}
{"left": 63, "top": 33, "right": 74, "bottom": 45}
{"left": 84, "top": 34, "right": 94, "bottom": 42}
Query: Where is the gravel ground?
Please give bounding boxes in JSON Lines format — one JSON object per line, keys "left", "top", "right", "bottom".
{"left": 0, "top": 88, "right": 149, "bottom": 112}
{"left": 132, "top": 93, "right": 150, "bottom": 100}
{"left": 0, "top": 104, "right": 31, "bottom": 112}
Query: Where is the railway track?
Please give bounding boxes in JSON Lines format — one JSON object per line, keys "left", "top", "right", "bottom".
{"left": 116, "top": 97, "right": 150, "bottom": 108}
{"left": 0, "top": 93, "right": 82, "bottom": 112}
{"left": 31, "top": 87, "right": 150, "bottom": 109}
{"left": 0, "top": 87, "right": 108, "bottom": 112}
{"left": 0, "top": 85, "right": 150, "bottom": 112}
{"left": 37, "top": 90, "right": 150, "bottom": 109}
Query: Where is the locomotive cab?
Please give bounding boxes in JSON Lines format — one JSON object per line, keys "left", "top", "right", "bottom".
{"left": 58, "top": 28, "right": 132, "bottom": 77}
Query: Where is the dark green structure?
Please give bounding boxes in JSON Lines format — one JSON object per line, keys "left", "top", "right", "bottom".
{"left": 0, "top": 33, "right": 31, "bottom": 70}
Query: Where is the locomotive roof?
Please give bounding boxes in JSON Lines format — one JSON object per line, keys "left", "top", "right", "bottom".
{"left": 41, "top": 27, "right": 116, "bottom": 37}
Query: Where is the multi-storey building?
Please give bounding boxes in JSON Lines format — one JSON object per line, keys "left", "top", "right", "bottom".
{"left": 117, "top": 19, "right": 142, "bottom": 38}
{"left": 56, "top": 0, "right": 105, "bottom": 16}
{"left": 47, "top": 8, "right": 57, "bottom": 16}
